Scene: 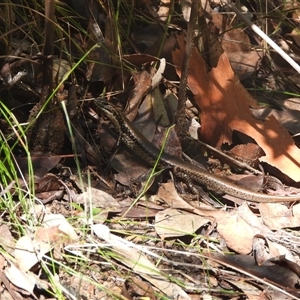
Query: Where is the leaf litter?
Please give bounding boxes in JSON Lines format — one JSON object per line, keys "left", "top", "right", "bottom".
{"left": 1, "top": 1, "right": 300, "bottom": 299}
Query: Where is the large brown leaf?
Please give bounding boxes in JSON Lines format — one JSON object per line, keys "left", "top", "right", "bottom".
{"left": 172, "top": 34, "right": 300, "bottom": 182}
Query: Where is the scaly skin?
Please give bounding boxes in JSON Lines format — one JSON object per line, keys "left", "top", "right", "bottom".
{"left": 95, "top": 99, "right": 300, "bottom": 203}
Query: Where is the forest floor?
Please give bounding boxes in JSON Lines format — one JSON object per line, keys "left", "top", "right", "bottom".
{"left": 1, "top": 1, "right": 300, "bottom": 299}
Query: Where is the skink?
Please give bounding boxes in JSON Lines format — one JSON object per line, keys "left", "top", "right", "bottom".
{"left": 95, "top": 99, "right": 300, "bottom": 203}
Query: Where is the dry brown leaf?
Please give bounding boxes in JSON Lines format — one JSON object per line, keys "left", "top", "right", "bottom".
{"left": 228, "top": 143, "right": 264, "bottom": 169}
{"left": 34, "top": 173, "right": 65, "bottom": 203}
{"left": 211, "top": 12, "right": 261, "bottom": 79}
{"left": 125, "top": 71, "right": 152, "bottom": 121}
{"left": 118, "top": 206, "right": 159, "bottom": 218}
{"left": 217, "top": 212, "right": 256, "bottom": 254}
{"left": 5, "top": 263, "right": 37, "bottom": 294}
{"left": 217, "top": 203, "right": 300, "bottom": 256}
{"left": 135, "top": 92, "right": 182, "bottom": 156}
{"left": 0, "top": 222, "right": 15, "bottom": 253}
{"left": 92, "top": 224, "right": 191, "bottom": 299}
{"left": 172, "top": 34, "right": 300, "bottom": 182}
{"left": 123, "top": 277, "right": 156, "bottom": 299}
{"left": 288, "top": 29, "right": 300, "bottom": 48}
{"left": 15, "top": 154, "right": 61, "bottom": 180}
{"left": 157, "top": 182, "right": 214, "bottom": 212}
{"left": 252, "top": 236, "right": 271, "bottom": 266}
{"left": 251, "top": 107, "right": 300, "bottom": 135}
{"left": 35, "top": 226, "right": 72, "bottom": 245}
{"left": 151, "top": 88, "right": 170, "bottom": 126}
{"left": 75, "top": 187, "right": 121, "bottom": 211}
{"left": 14, "top": 236, "right": 53, "bottom": 271}
{"left": 205, "top": 202, "right": 271, "bottom": 254}
{"left": 211, "top": 13, "right": 251, "bottom": 52}
{"left": 155, "top": 208, "right": 209, "bottom": 238}
{"left": 225, "top": 279, "right": 264, "bottom": 300}
{"left": 75, "top": 187, "right": 122, "bottom": 223}
{"left": 227, "top": 50, "right": 261, "bottom": 79}
{"left": 35, "top": 173, "right": 62, "bottom": 192}
{"left": 210, "top": 253, "right": 300, "bottom": 298}
{"left": 259, "top": 203, "right": 300, "bottom": 230}
{"left": 158, "top": 183, "right": 296, "bottom": 258}
{"left": 42, "top": 214, "right": 79, "bottom": 242}
{"left": 253, "top": 236, "right": 295, "bottom": 265}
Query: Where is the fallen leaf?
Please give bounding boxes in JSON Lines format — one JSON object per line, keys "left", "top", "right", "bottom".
{"left": 5, "top": 263, "right": 37, "bottom": 294}
{"left": 259, "top": 203, "right": 300, "bottom": 229}
{"left": 92, "top": 224, "right": 191, "bottom": 299}
{"left": 0, "top": 221, "right": 15, "bottom": 253}
{"left": 212, "top": 12, "right": 261, "bottom": 79}
{"left": 172, "top": 34, "right": 300, "bottom": 182}
{"left": 210, "top": 253, "right": 300, "bottom": 299}
{"left": 251, "top": 107, "right": 300, "bottom": 135}
{"left": 123, "top": 277, "right": 156, "bottom": 299}
{"left": 217, "top": 212, "right": 256, "bottom": 254}
{"left": 228, "top": 143, "right": 264, "bottom": 169}
{"left": 35, "top": 226, "right": 72, "bottom": 245}
{"left": 75, "top": 187, "right": 121, "bottom": 211}
{"left": 155, "top": 208, "right": 209, "bottom": 238}
{"left": 157, "top": 182, "right": 214, "bottom": 211}
{"left": 125, "top": 71, "right": 152, "bottom": 121}
{"left": 253, "top": 236, "right": 295, "bottom": 265}
{"left": 42, "top": 214, "right": 79, "bottom": 241}
{"left": 15, "top": 154, "right": 61, "bottom": 180}
{"left": 225, "top": 278, "right": 264, "bottom": 300}
{"left": 14, "top": 236, "right": 53, "bottom": 271}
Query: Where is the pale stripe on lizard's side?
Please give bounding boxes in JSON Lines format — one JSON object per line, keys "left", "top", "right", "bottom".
{"left": 95, "top": 99, "right": 300, "bottom": 203}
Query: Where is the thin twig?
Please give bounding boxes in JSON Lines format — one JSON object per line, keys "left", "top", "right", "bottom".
{"left": 176, "top": 0, "right": 200, "bottom": 137}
